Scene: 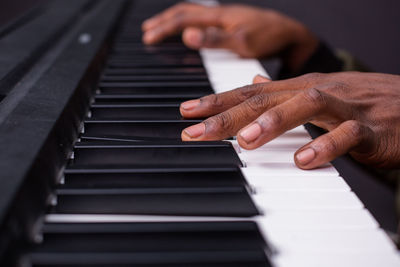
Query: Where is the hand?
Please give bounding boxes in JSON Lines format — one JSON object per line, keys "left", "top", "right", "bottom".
{"left": 142, "top": 3, "right": 318, "bottom": 72}
{"left": 179, "top": 72, "right": 400, "bottom": 170}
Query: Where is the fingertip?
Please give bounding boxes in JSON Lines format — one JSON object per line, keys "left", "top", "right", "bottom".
{"left": 182, "top": 27, "right": 204, "bottom": 49}
{"left": 181, "top": 130, "right": 191, "bottom": 141}
{"left": 294, "top": 146, "right": 327, "bottom": 170}
{"left": 181, "top": 123, "right": 205, "bottom": 141}
{"left": 181, "top": 99, "right": 200, "bottom": 111}
{"left": 239, "top": 123, "right": 262, "bottom": 144}
{"left": 142, "top": 30, "right": 160, "bottom": 44}
{"left": 253, "top": 74, "right": 271, "bottom": 84}
{"left": 295, "top": 147, "right": 316, "bottom": 166}
{"left": 180, "top": 99, "right": 200, "bottom": 117}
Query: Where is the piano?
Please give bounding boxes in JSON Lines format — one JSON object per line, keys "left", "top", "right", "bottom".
{"left": 0, "top": 0, "right": 399, "bottom": 266}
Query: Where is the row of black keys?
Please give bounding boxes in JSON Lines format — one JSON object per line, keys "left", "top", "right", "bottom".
{"left": 29, "top": 221, "right": 271, "bottom": 266}
{"left": 51, "top": 24, "right": 259, "bottom": 217}
{"left": 27, "top": 7, "right": 271, "bottom": 267}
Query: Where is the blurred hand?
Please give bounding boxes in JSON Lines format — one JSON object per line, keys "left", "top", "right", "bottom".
{"left": 179, "top": 72, "right": 400, "bottom": 170}
{"left": 142, "top": 3, "right": 318, "bottom": 71}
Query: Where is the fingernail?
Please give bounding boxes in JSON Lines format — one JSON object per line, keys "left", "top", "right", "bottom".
{"left": 183, "top": 123, "right": 205, "bottom": 139}
{"left": 296, "top": 148, "right": 316, "bottom": 165}
{"left": 240, "top": 123, "right": 262, "bottom": 143}
{"left": 181, "top": 99, "right": 200, "bottom": 111}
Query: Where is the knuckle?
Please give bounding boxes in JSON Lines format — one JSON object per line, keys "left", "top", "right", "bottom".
{"left": 237, "top": 84, "right": 264, "bottom": 99}
{"left": 262, "top": 108, "right": 283, "bottom": 129}
{"left": 302, "top": 72, "right": 325, "bottom": 81}
{"left": 223, "top": 85, "right": 256, "bottom": 104}
{"left": 201, "top": 94, "right": 224, "bottom": 109}
{"left": 323, "top": 134, "right": 339, "bottom": 154}
{"left": 326, "top": 81, "right": 348, "bottom": 93}
{"left": 207, "top": 112, "right": 235, "bottom": 135}
{"left": 346, "top": 120, "right": 363, "bottom": 139}
{"left": 246, "top": 94, "right": 268, "bottom": 111}
{"left": 172, "top": 12, "right": 185, "bottom": 27}
{"left": 303, "top": 87, "right": 327, "bottom": 108}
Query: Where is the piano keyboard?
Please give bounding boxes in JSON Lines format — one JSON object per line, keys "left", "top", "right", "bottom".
{"left": 14, "top": 1, "right": 399, "bottom": 266}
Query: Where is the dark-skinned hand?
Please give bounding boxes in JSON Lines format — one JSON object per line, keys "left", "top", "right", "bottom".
{"left": 142, "top": 2, "right": 318, "bottom": 72}
{"left": 179, "top": 72, "right": 400, "bottom": 170}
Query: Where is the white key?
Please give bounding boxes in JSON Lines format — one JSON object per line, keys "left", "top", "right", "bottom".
{"left": 266, "top": 229, "right": 397, "bottom": 253}
{"left": 273, "top": 251, "right": 400, "bottom": 267}
{"left": 256, "top": 209, "right": 378, "bottom": 231}
{"left": 46, "top": 209, "right": 378, "bottom": 230}
{"left": 232, "top": 137, "right": 312, "bottom": 151}
{"left": 242, "top": 162, "right": 339, "bottom": 177}
{"left": 240, "top": 150, "right": 296, "bottom": 163}
{"left": 200, "top": 48, "right": 269, "bottom": 93}
{"left": 253, "top": 191, "right": 363, "bottom": 211}
{"left": 247, "top": 175, "right": 350, "bottom": 192}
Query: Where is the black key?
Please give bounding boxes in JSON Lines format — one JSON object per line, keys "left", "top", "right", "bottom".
{"left": 101, "top": 74, "right": 209, "bottom": 82}
{"left": 99, "top": 81, "right": 210, "bottom": 87}
{"left": 35, "top": 221, "right": 267, "bottom": 251}
{"left": 94, "top": 94, "right": 203, "bottom": 104}
{"left": 80, "top": 134, "right": 181, "bottom": 142}
{"left": 111, "top": 46, "right": 193, "bottom": 55}
{"left": 30, "top": 252, "right": 269, "bottom": 266}
{"left": 72, "top": 141, "right": 243, "bottom": 167}
{"left": 83, "top": 120, "right": 200, "bottom": 139}
{"left": 30, "top": 222, "right": 270, "bottom": 266}
{"left": 89, "top": 103, "right": 182, "bottom": 120}
{"left": 63, "top": 165, "right": 248, "bottom": 189}
{"left": 52, "top": 187, "right": 258, "bottom": 216}
{"left": 107, "top": 61, "right": 203, "bottom": 68}
{"left": 103, "top": 67, "right": 207, "bottom": 76}
{"left": 108, "top": 54, "right": 202, "bottom": 63}
{"left": 98, "top": 83, "right": 213, "bottom": 95}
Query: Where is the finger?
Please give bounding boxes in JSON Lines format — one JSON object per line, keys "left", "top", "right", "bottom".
{"left": 181, "top": 91, "right": 296, "bottom": 141}
{"left": 142, "top": 3, "right": 196, "bottom": 31}
{"left": 294, "top": 120, "right": 371, "bottom": 169}
{"left": 182, "top": 27, "right": 234, "bottom": 50}
{"left": 180, "top": 76, "right": 313, "bottom": 119}
{"left": 237, "top": 87, "right": 349, "bottom": 149}
{"left": 142, "top": 5, "right": 222, "bottom": 44}
{"left": 252, "top": 74, "right": 271, "bottom": 84}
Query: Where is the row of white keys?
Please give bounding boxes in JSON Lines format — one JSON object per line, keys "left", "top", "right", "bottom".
{"left": 200, "top": 48, "right": 400, "bottom": 267}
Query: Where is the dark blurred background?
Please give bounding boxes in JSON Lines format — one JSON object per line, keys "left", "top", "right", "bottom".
{"left": 1, "top": 0, "right": 399, "bottom": 74}
{"left": 223, "top": 0, "right": 400, "bottom": 75}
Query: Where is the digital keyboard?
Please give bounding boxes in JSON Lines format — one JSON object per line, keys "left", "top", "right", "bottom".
{"left": 0, "top": 0, "right": 399, "bottom": 266}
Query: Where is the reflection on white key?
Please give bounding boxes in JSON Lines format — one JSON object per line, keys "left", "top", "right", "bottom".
{"left": 274, "top": 251, "right": 400, "bottom": 267}
{"left": 256, "top": 209, "right": 378, "bottom": 231}
{"left": 248, "top": 175, "right": 350, "bottom": 192}
{"left": 253, "top": 191, "right": 363, "bottom": 211}
{"left": 240, "top": 150, "right": 296, "bottom": 163}
{"left": 200, "top": 48, "right": 269, "bottom": 93}
{"left": 243, "top": 162, "right": 339, "bottom": 177}
{"left": 232, "top": 137, "right": 312, "bottom": 151}
{"left": 267, "top": 229, "right": 396, "bottom": 253}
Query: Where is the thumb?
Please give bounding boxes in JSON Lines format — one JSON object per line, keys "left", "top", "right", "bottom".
{"left": 182, "top": 26, "right": 233, "bottom": 49}
{"left": 253, "top": 74, "right": 271, "bottom": 84}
